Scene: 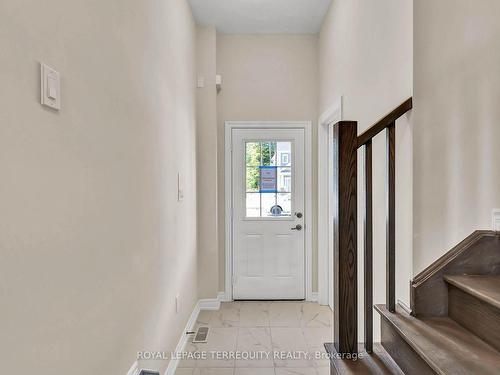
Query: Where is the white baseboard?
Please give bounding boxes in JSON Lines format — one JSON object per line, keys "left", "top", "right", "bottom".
{"left": 126, "top": 361, "right": 139, "bottom": 375}
{"left": 164, "top": 293, "right": 227, "bottom": 375}
{"left": 217, "top": 291, "right": 231, "bottom": 302}
{"left": 397, "top": 299, "right": 412, "bottom": 315}
{"left": 199, "top": 297, "right": 221, "bottom": 310}
{"left": 164, "top": 300, "right": 201, "bottom": 375}
{"left": 197, "top": 291, "right": 230, "bottom": 310}
{"left": 309, "top": 292, "right": 319, "bottom": 302}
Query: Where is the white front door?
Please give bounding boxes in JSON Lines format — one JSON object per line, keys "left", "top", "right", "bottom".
{"left": 232, "top": 128, "right": 305, "bottom": 300}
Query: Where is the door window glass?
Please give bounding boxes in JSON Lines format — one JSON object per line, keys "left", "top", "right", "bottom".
{"left": 245, "top": 141, "right": 292, "bottom": 218}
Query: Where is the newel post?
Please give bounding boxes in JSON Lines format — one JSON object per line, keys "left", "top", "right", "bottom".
{"left": 332, "top": 121, "right": 358, "bottom": 355}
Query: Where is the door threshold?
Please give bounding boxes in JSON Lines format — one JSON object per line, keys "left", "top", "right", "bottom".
{"left": 233, "top": 299, "right": 306, "bottom": 302}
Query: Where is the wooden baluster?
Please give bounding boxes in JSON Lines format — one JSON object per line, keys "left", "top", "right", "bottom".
{"left": 386, "top": 123, "right": 396, "bottom": 312}
{"left": 364, "top": 140, "right": 373, "bottom": 352}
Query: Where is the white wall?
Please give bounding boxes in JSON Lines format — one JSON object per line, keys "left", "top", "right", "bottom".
{"left": 319, "top": 0, "right": 413, "bottom": 341}
{"left": 0, "top": 0, "right": 197, "bottom": 374}
{"left": 413, "top": 0, "right": 500, "bottom": 273}
{"left": 196, "top": 25, "right": 220, "bottom": 299}
{"left": 216, "top": 35, "right": 319, "bottom": 293}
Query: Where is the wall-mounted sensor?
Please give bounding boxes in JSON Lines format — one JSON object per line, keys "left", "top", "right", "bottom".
{"left": 40, "top": 63, "right": 61, "bottom": 110}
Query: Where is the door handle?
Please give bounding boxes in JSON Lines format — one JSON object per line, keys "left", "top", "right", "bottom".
{"left": 291, "top": 224, "right": 302, "bottom": 231}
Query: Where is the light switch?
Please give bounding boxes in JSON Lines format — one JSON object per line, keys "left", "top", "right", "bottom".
{"left": 177, "top": 172, "right": 184, "bottom": 202}
{"left": 47, "top": 75, "right": 57, "bottom": 99}
{"left": 216, "top": 74, "right": 222, "bottom": 93}
{"left": 41, "top": 63, "right": 61, "bottom": 110}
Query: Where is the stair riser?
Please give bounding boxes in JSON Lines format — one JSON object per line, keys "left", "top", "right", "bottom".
{"left": 380, "top": 317, "right": 436, "bottom": 375}
{"left": 448, "top": 284, "right": 500, "bottom": 352}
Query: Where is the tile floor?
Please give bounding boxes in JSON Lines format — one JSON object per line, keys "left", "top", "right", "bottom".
{"left": 175, "top": 301, "right": 333, "bottom": 375}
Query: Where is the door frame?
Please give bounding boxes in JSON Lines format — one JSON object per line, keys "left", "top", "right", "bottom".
{"left": 317, "top": 97, "right": 342, "bottom": 308}
{"left": 225, "top": 121, "right": 313, "bottom": 301}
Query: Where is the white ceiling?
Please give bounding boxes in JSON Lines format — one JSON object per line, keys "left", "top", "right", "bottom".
{"left": 188, "top": 0, "right": 332, "bottom": 34}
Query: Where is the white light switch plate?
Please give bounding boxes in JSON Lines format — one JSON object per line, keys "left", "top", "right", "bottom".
{"left": 175, "top": 294, "right": 180, "bottom": 313}
{"left": 177, "top": 172, "right": 184, "bottom": 202}
{"left": 40, "top": 62, "right": 61, "bottom": 110}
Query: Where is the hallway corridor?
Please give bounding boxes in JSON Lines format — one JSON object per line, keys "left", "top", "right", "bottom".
{"left": 176, "top": 301, "right": 332, "bottom": 375}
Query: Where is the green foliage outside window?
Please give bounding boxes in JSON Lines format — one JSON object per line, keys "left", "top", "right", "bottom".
{"left": 246, "top": 142, "right": 276, "bottom": 191}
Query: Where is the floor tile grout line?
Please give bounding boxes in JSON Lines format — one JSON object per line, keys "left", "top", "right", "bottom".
{"left": 234, "top": 324, "right": 240, "bottom": 371}
{"left": 269, "top": 324, "right": 278, "bottom": 368}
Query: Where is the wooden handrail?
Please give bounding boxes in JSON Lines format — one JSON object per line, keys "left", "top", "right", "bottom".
{"left": 359, "top": 100, "right": 413, "bottom": 353}
{"left": 329, "top": 99, "right": 413, "bottom": 357}
{"left": 357, "top": 97, "right": 413, "bottom": 147}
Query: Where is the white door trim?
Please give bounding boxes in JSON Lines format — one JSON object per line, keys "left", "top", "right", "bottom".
{"left": 225, "top": 121, "right": 313, "bottom": 301}
{"left": 318, "top": 97, "right": 342, "bottom": 307}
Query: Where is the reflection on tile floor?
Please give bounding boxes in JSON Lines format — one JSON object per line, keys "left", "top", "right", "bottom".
{"left": 175, "top": 301, "right": 333, "bottom": 375}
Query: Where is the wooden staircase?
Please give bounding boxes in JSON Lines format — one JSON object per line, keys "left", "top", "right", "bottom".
{"left": 445, "top": 274, "right": 500, "bottom": 351}
{"left": 376, "top": 231, "right": 500, "bottom": 374}
{"left": 326, "top": 99, "right": 500, "bottom": 374}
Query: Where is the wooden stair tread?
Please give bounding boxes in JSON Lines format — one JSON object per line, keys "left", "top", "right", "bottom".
{"left": 375, "top": 304, "right": 500, "bottom": 375}
{"left": 444, "top": 274, "right": 500, "bottom": 310}
{"left": 325, "top": 343, "right": 404, "bottom": 375}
